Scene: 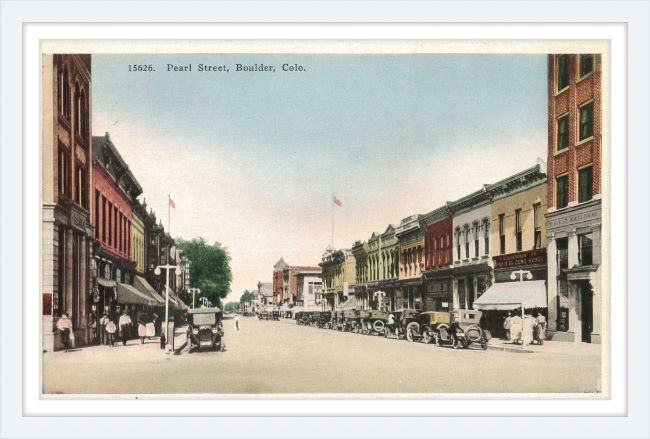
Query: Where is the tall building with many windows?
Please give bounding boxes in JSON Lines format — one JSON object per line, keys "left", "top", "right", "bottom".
{"left": 42, "top": 54, "right": 94, "bottom": 351}
{"left": 545, "top": 54, "right": 603, "bottom": 344}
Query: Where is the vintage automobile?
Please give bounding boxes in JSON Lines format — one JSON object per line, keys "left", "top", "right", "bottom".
{"left": 318, "top": 311, "right": 332, "bottom": 329}
{"left": 343, "top": 309, "right": 358, "bottom": 332}
{"left": 296, "top": 311, "right": 310, "bottom": 325}
{"left": 384, "top": 308, "right": 421, "bottom": 341}
{"left": 358, "top": 309, "right": 390, "bottom": 335}
{"left": 271, "top": 310, "right": 280, "bottom": 321}
{"left": 435, "top": 309, "right": 491, "bottom": 350}
{"left": 186, "top": 307, "right": 224, "bottom": 352}
{"left": 417, "top": 311, "right": 452, "bottom": 344}
{"left": 310, "top": 311, "right": 321, "bottom": 327}
{"left": 331, "top": 310, "right": 343, "bottom": 330}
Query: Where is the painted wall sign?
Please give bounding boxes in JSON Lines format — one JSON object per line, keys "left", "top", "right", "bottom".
{"left": 493, "top": 248, "right": 547, "bottom": 269}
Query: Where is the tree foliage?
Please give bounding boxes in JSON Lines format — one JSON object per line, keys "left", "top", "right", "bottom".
{"left": 224, "top": 301, "right": 240, "bottom": 312}
{"left": 240, "top": 289, "right": 255, "bottom": 306}
{"left": 177, "top": 237, "right": 232, "bottom": 309}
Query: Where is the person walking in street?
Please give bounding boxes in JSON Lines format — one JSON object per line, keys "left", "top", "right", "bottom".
{"left": 105, "top": 319, "right": 117, "bottom": 346}
{"left": 119, "top": 311, "right": 132, "bottom": 346}
{"left": 234, "top": 314, "right": 240, "bottom": 331}
{"left": 56, "top": 313, "right": 74, "bottom": 352}
{"left": 503, "top": 312, "right": 513, "bottom": 341}
{"left": 99, "top": 313, "right": 109, "bottom": 345}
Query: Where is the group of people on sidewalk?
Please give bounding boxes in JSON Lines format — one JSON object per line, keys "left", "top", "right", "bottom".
{"left": 503, "top": 310, "right": 546, "bottom": 345}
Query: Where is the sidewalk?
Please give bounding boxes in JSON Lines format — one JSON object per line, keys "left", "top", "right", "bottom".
{"left": 488, "top": 337, "right": 602, "bottom": 356}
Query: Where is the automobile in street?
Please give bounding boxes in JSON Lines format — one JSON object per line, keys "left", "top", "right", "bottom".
{"left": 434, "top": 309, "right": 491, "bottom": 350}
{"left": 186, "top": 307, "right": 225, "bottom": 352}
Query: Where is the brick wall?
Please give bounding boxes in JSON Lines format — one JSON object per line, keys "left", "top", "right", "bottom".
{"left": 93, "top": 163, "right": 132, "bottom": 260}
{"left": 424, "top": 217, "right": 453, "bottom": 270}
{"left": 547, "top": 54, "right": 602, "bottom": 208}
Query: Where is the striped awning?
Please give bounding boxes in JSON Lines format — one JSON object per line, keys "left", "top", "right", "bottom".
{"left": 116, "top": 283, "right": 157, "bottom": 306}
{"left": 134, "top": 276, "right": 164, "bottom": 304}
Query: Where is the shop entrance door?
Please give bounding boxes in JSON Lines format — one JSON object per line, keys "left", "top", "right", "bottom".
{"left": 580, "top": 282, "right": 593, "bottom": 343}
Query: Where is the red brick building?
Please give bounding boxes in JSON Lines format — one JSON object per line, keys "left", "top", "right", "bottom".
{"left": 422, "top": 206, "right": 454, "bottom": 311}
{"left": 272, "top": 257, "right": 289, "bottom": 304}
{"left": 545, "top": 54, "right": 603, "bottom": 344}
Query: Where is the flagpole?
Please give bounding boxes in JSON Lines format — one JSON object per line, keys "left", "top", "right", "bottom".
{"left": 331, "top": 193, "right": 334, "bottom": 248}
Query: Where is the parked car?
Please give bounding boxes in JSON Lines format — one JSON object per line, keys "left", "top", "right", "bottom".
{"left": 343, "top": 310, "right": 358, "bottom": 332}
{"left": 186, "top": 307, "right": 224, "bottom": 352}
{"left": 318, "top": 311, "right": 332, "bottom": 329}
{"left": 435, "top": 309, "right": 491, "bottom": 350}
{"left": 417, "top": 311, "right": 452, "bottom": 344}
{"left": 310, "top": 311, "right": 321, "bottom": 327}
{"left": 271, "top": 310, "right": 280, "bottom": 321}
{"left": 357, "top": 309, "right": 390, "bottom": 335}
{"left": 385, "top": 308, "right": 421, "bottom": 341}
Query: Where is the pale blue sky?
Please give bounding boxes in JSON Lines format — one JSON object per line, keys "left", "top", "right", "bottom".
{"left": 92, "top": 54, "right": 548, "bottom": 301}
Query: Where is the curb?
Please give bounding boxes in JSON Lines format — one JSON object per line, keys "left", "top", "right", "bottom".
{"left": 488, "top": 344, "right": 535, "bottom": 354}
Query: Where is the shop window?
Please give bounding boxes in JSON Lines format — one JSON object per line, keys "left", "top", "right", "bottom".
{"left": 556, "top": 175, "right": 569, "bottom": 209}
{"left": 579, "top": 233, "right": 593, "bottom": 266}
{"left": 579, "top": 54, "right": 594, "bottom": 78}
{"left": 476, "top": 276, "right": 487, "bottom": 298}
{"left": 578, "top": 166, "right": 593, "bottom": 203}
{"left": 579, "top": 101, "right": 594, "bottom": 141}
{"left": 533, "top": 204, "right": 542, "bottom": 249}
{"left": 499, "top": 214, "right": 505, "bottom": 255}
{"left": 557, "top": 54, "right": 570, "bottom": 91}
{"left": 557, "top": 114, "right": 569, "bottom": 152}
{"left": 515, "top": 209, "right": 522, "bottom": 252}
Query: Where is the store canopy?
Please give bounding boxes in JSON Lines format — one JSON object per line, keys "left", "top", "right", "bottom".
{"left": 337, "top": 296, "right": 356, "bottom": 310}
{"left": 473, "top": 280, "right": 547, "bottom": 311}
{"left": 134, "top": 276, "right": 165, "bottom": 304}
{"left": 97, "top": 277, "right": 117, "bottom": 288}
{"left": 116, "top": 283, "right": 157, "bottom": 306}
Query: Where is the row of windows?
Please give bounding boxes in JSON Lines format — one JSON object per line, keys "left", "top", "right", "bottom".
{"left": 94, "top": 189, "right": 131, "bottom": 257}
{"left": 57, "top": 64, "right": 89, "bottom": 140}
{"left": 556, "top": 100, "right": 594, "bottom": 152}
{"left": 57, "top": 148, "right": 89, "bottom": 210}
{"left": 497, "top": 204, "right": 542, "bottom": 255}
{"left": 455, "top": 220, "right": 490, "bottom": 261}
{"left": 556, "top": 54, "right": 594, "bottom": 92}
{"left": 556, "top": 165, "right": 593, "bottom": 210}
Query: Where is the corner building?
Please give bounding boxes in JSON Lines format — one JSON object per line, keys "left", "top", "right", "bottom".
{"left": 546, "top": 54, "right": 603, "bottom": 344}
{"left": 41, "top": 54, "right": 93, "bottom": 351}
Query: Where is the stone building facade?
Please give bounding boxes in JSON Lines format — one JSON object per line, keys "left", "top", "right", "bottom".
{"left": 351, "top": 240, "right": 370, "bottom": 309}
{"left": 42, "top": 54, "right": 94, "bottom": 351}
{"left": 366, "top": 226, "right": 400, "bottom": 311}
{"left": 546, "top": 53, "right": 603, "bottom": 344}
{"left": 319, "top": 247, "right": 356, "bottom": 311}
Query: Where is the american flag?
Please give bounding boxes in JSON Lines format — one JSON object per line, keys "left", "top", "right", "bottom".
{"left": 333, "top": 196, "right": 341, "bottom": 207}
{"left": 169, "top": 198, "right": 176, "bottom": 209}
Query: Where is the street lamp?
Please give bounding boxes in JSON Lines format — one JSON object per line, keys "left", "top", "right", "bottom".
{"left": 188, "top": 288, "right": 201, "bottom": 309}
{"left": 154, "top": 261, "right": 182, "bottom": 351}
{"left": 510, "top": 269, "right": 533, "bottom": 348}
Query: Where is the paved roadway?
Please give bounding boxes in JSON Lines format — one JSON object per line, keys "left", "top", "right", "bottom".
{"left": 42, "top": 317, "right": 601, "bottom": 395}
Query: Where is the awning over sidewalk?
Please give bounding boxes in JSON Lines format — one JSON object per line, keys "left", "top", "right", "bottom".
{"left": 116, "top": 283, "right": 158, "bottom": 306}
{"left": 97, "top": 277, "right": 117, "bottom": 288}
{"left": 473, "top": 280, "right": 547, "bottom": 311}
{"left": 337, "top": 296, "right": 356, "bottom": 310}
{"left": 134, "top": 276, "right": 165, "bottom": 304}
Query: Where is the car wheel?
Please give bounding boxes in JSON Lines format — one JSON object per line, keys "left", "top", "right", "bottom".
{"left": 422, "top": 329, "right": 432, "bottom": 344}
{"left": 452, "top": 337, "right": 460, "bottom": 349}
{"left": 436, "top": 332, "right": 444, "bottom": 347}
{"left": 406, "top": 322, "right": 419, "bottom": 342}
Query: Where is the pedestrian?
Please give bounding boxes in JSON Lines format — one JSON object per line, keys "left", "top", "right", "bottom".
{"left": 105, "top": 319, "right": 117, "bottom": 346}
{"left": 146, "top": 315, "right": 156, "bottom": 341}
{"left": 56, "top": 313, "right": 74, "bottom": 352}
{"left": 503, "top": 312, "right": 512, "bottom": 341}
{"left": 119, "top": 310, "right": 132, "bottom": 346}
{"left": 99, "top": 313, "right": 109, "bottom": 345}
{"left": 234, "top": 314, "right": 240, "bottom": 331}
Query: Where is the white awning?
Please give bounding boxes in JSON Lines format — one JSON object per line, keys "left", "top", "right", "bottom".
{"left": 473, "top": 280, "right": 547, "bottom": 311}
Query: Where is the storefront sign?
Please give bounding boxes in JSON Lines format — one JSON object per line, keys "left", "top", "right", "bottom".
{"left": 427, "top": 282, "right": 448, "bottom": 293}
{"left": 547, "top": 209, "right": 601, "bottom": 230}
{"left": 493, "top": 248, "right": 547, "bottom": 269}
{"left": 71, "top": 212, "right": 87, "bottom": 231}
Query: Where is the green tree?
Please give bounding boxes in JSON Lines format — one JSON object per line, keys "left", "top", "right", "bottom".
{"left": 240, "top": 289, "right": 255, "bottom": 307}
{"left": 177, "top": 237, "right": 232, "bottom": 309}
{"left": 224, "top": 301, "right": 240, "bottom": 312}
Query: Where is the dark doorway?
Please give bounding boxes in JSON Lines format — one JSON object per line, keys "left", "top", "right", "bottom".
{"left": 467, "top": 277, "right": 475, "bottom": 310}
{"left": 458, "top": 279, "right": 466, "bottom": 309}
{"left": 581, "top": 282, "right": 593, "bottom": 343}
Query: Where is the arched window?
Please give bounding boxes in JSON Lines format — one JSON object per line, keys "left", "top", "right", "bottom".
{"left": 79, "top": 88, "right": 87, "bottom": 138}
{"left": 58, "top": 64, "right": 70, "bottom": 119}
{"left": 74, "top": 82, "right": 80, "bottom": 135}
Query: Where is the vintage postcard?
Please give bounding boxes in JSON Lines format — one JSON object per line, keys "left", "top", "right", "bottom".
{"left": 40, "top": 40, "right": 609, "bottom": 398}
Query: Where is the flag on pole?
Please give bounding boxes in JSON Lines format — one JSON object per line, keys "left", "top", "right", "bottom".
{"left": 333, "top": 196, "right": 341, "bottom": 207}
{"left": 169, "top": 198, "right": 176, "bottom": 209}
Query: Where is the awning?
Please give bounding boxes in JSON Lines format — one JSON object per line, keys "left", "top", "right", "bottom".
{"left": 134, "top": 276, "right": 165, "bottom": 304}
{"left": 97, "top": 277, "right": 117, "bottom": 288}
{"left": 473, "top": 280, "right": 547, "bottom": 311}
{"left": 337, "top": 296, "right": 356, "bottom": 310}
{"left": 116, "top": 283, "right": 157, "bottom": 306}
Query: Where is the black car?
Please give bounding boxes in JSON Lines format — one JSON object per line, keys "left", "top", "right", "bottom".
{"left": 187, "top": 307, "right": 224, "bottom": 352}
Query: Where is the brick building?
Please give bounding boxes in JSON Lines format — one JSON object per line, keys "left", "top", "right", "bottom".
{"left": 272, "top": 257, "right": 289, "bottom": 305}
{"left": 42, "top": 54, "right": 94, "bottom": 351}
{"left": 422, "top": 207, "right": 454, "bottom": 311}
{"left": 545, "top": 54, "right": 603, "bottom": 344}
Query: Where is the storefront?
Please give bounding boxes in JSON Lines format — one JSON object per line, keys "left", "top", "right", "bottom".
{"left": 423, "top": 269, "right": 453, "bottom": 312}
{"left": 400, "top": 278, "right": 424, "bottom": 310}
{"left": 546, "top": 198, "right": 602, "bottom": 343}
{"left": 450, "top": 263, "right": 492, "bottom": 311}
